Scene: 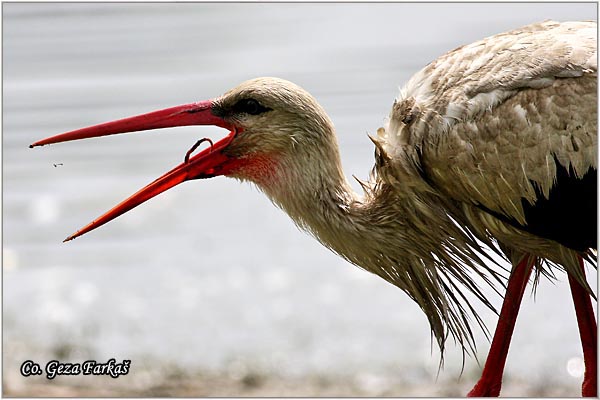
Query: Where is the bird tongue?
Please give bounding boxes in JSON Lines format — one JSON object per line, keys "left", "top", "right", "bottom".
{"left": 30, "top": 100, "right": 237, "bottom": 242}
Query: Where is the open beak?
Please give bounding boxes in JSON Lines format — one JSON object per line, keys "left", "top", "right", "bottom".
{"left": 30, "top": 100, "right": 237, "bottom": 242}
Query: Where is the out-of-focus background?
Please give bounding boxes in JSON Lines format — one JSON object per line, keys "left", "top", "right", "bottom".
{"left": 3, "top": 3, "right": 597, "bottom": 397}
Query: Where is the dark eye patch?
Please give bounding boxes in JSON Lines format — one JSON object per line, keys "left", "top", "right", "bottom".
{"left": 232, "top": 98, "right": 272, "bottom": 115}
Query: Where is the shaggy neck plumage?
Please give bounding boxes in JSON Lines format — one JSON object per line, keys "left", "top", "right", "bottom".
{"left": 245, "top": 120, "right": 501, "bottom": 359}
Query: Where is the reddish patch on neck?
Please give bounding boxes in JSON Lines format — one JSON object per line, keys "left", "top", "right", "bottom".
{"left": 223, "top": 153, "right": 281, "bottom": 185}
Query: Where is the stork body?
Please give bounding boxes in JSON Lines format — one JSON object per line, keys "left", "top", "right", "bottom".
{"left": 31, "top": 21, "right": 597, "bottom": 396}
{"left": 387, "top": 21, "right": 597, "bottom": 265}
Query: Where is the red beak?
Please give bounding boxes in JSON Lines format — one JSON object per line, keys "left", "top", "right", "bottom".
{"left": 30, "top": 100, "right": 237, "bottom": 242}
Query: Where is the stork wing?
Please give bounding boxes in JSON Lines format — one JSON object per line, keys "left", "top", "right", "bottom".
{"left": 385, "top": 20, "right": 597, "bottom": 253}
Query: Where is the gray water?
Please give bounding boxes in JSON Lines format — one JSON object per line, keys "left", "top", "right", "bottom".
{"left": 3, "top": 2, "right": 597, "bottom": 394}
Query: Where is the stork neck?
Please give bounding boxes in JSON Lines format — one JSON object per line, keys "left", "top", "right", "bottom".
{"left": 258, "top": 146, "right": 375, "bottom": 266}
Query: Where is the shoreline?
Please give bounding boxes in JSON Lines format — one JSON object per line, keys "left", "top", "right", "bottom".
{"left": 4, "top": 370, "right": 582, "bottom": 397}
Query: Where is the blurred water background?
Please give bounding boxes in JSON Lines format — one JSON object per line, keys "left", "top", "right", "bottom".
{"left": 3, "top": 3, "right": 597, "bottom": 396}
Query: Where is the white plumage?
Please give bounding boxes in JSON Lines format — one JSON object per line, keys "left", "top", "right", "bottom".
{"left": 378, "top": 19, "right": 596, "bottom": 271}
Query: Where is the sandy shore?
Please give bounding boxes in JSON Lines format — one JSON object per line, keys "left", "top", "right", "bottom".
{"left": 4, "top": 369, "right": 582, "bottom": 397}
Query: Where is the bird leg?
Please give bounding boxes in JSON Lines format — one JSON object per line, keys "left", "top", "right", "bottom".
{"left": 568, "top": 256, "right": 597, "bottom": 397}
{"left": 467, "top": 254, "right": 534, "bottom": 397}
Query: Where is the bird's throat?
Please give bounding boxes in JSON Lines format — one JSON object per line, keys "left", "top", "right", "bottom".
{"left": 224, "top": 153, "right": 284, "bottom": 187}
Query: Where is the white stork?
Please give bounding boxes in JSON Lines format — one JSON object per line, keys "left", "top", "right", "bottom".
{"left": 31, "top": 21, "right": 597, "bottom": 396}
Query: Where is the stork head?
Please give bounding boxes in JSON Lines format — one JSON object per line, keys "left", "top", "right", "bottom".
{"left": 30, "top": 77, "right": 341, "bottom": 241}
{"left": 210, "top": 77, "right": 338, "bottom": 184}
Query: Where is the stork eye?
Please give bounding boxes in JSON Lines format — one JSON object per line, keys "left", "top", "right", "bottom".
{"left": 233, "top": 99, "right": 271, "bottom": 115}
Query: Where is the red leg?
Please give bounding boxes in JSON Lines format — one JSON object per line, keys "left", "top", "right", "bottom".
{"left": 568, "top": 256, "right": 597, "bottom": 397}
{"left": 467, "top": 255, "right": 534, "bottom": 397}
